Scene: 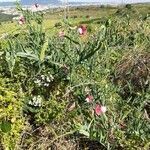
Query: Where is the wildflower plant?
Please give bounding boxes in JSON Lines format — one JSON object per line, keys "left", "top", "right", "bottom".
{"left": 0, "top": 3, "right": 149, "bottom": 150}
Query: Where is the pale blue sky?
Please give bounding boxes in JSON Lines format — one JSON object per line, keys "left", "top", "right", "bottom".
{"left": 66, "top": 0, "right": 150, "bottom": 2}
{"left": 0, "top": 0, "right": 16, "bottom": 1}
{"left": 0, "top": 0, "right": 150, "bottom": 3}
{"left": 67, "top": 0, "right": 150, "bottom": 2}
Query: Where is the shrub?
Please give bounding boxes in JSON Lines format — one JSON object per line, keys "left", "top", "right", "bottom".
{"left": 125, "top": 4, "right": 132, "bottom": 9}
{"left": 100, "top": 5, "right": 105, "bottom": 8}
{"left": 0, "top": 78, "right": 25, "bottom": 150}
{"left": 54, "top": 22, "right": 62, "bottom": 28}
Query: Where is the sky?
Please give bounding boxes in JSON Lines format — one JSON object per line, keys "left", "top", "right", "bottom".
{"left": 66, "top": 0, "right": 150, "bottom": 2}
{"left": 0, "top": 0, "right": 18, "bottom": 2}
{"left": 0, "top": 0, "right": 16, "bottom": 1}
{"left": 0, "top": 0, "right": 150, "bottom": 3}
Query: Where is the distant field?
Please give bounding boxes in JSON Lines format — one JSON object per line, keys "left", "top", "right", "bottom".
{"left": 0, "top": 12, "right": 16, "bottom": 22}
{"left": 0, "top": 3, "right": 149, "bottom": 36}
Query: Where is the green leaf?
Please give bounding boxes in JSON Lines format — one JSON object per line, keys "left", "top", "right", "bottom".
{"left": 79, "top": 40, "right": 102, "bottom": 62}
{"left": 64, "top": 35, "right": 80, "bottom": 45}
{"left": 0, "top": 121, "right": 12, "bottom": 133}
{"left": 40, "top": 40, "right": 48, "bottom": 61}
{"left": 5, "top": 51, "right": 16, "bottom": 75}
{"left": 79, "top": 129, "right": 90, "bottom": 137}
{"left": 17, "top": 52, "right": 39, "bottom": 61}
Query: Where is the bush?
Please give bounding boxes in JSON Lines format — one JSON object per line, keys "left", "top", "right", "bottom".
{"left": 0, "top": 78, "right": 25, "bottom": 150}
{"left": 54, "top": 22, "right": 62, "bottom": 28}
{"left": 100, "top": 5, "right": 105, "bottom": 8}
{"left": 125, "top": 4, "right": 132, "bottom": 9}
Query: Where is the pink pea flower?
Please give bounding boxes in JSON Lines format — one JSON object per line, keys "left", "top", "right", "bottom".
{"left": 77, "top": 25, "right": 87, "bottom": 35}
{"left": 95, "top": 104, "right": 107, "bottom": 116}
{"left": 18, "top": 16, "right": 25, "bottom": 25}
{"left": 85, "top": 95, "right": 94, "bottom": 103}
{"left": 59, "top": 31, "right": 65, "bottom": 38}
{"left": 34, "top": 3, "right": 39, "bottom": 8}
{"left": 77, "top": 27, "right": 83, "bottom": 35}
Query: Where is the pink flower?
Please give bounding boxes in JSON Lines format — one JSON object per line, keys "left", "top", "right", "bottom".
{"left": 59, "top": 31, "right": 65, "bottom": 37}
{"left": 34, "top": 3, "right": 39, "bottom": 8}
{"left": 95, "top": 104, "right": 107, "bottom": 116}
{"left": 85, "top": 95, "right": 94, "bottom": 103}
{"left": 77, "top": 25, "right": 87, "bottom": 35}
{"left": 18, "top": 16, "right": 25, "bottom": 25}
{"left": 77, "top": 27, "right": 83, "bottom": 35}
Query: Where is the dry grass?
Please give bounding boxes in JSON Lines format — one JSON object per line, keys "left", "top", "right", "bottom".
{"left": 114, "top": 51, "right": 150, "bottom": 99}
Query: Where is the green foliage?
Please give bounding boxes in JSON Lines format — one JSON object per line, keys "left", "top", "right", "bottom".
{"left": 54, "top": 22, "right": 62, "bottom": 28}
{"left": 0, "top": 4, "right": 149, "bottom": 149}
{"left": 0, "top": 78, "right": 25, "bottom": 150}
{"left": 35, "top": 95, "right": 67, "bottom": 124}
{"left": 0, "top": 13, "right": 16, "bottom": 22}
{"left": 125, "top": 4, "right": 132, "bottom": 9}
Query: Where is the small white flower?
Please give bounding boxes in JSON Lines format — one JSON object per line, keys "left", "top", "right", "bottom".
{"left": 38, "top": 103, "right": 41, "bottom": 107}
{"left": 46, "top": 77, "right": 51, "bottom": 82}
{"left": 34, "top": 102, "right": 38, "bottom": 107}
{"left": 28, "top": 100, "right": 32, "bottom": 105}
{"left": 37, "top": 95, "right": 42, "bottom": 102}
{"left": 34, "top": 79, "right": 41, "bottom": 84}
{"left": 50, "top": 75, "right": 54, "bottom": 80}
{"left": 37, "top": 95, "right": 41, "bottom": 99}
{"left": 34, "top": 80, "right": 37, "bottom": 83}
{"left": 41, "top": 75, "right": 45, "bottom": 80}
{"left": 29, "top": 95, "right": 42, "bottom": 107}
{"left": 32, "top": 96, "right": 36, "bottom": 101}
{"left": 37, "top": 81, "right": 42, "bottom": 86}
{"left": 44, "top": 83, "right": 49, "bottom": 87}
{"left": 38, "top": 99, "right": 42, "bottom": 105}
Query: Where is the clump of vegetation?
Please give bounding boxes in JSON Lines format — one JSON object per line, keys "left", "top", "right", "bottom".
{"left": 0, "top": 12, "right": 16, "bottom": 22}
{"left": 114, "top": 52, "right": 150, "bottom": 99}
{"left": 0, "top": 78, "right": 25, "bottom": 150}
{"left": 0, "top": 3, "right": 149, "bottom": 150}
{"left": 115, "top": 4, "right": 137, "bottom": 18}
{"left": 125, "top": 4, "right": 132, "bottom": 9}
{"left": 54, "top": 22, "right": 62, "bottom": 28}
